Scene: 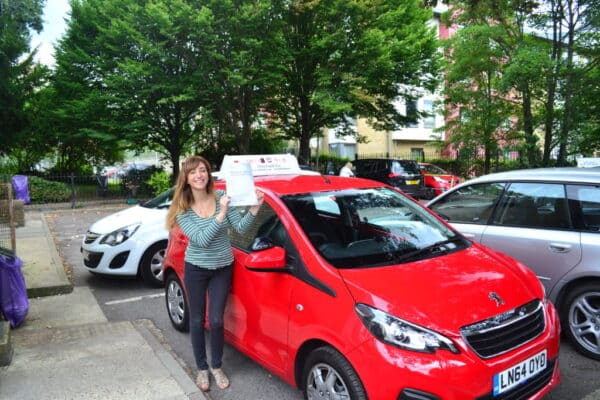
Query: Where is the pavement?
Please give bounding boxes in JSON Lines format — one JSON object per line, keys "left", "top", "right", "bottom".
{"left": 0, "top": 209, "right": 204, "bottom": 400}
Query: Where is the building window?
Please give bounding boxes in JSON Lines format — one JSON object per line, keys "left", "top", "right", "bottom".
{"left": 407, "top": 100, "right": 418, "bottom": 128}
{"left": 423, "top": 100, "right": 435, "bottom": 129}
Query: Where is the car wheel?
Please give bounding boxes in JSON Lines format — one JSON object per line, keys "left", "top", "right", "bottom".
{"left": 561, "top": 283, "right": 600, "bottom": 361}
{"left": 425, "top": 187, "right": 436, "bottom": 200}
{"left": 140, "top": 241, "right": 167, "bottom": 287}
{"left": 302, "top": 346, "right": 366, "bottom": 400}
{"left": 165, "top": 272, "right": 189, "bottom": 332}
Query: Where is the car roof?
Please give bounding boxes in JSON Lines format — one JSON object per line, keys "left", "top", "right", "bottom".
{"left": 216, "top": 174, "right": 386, "bottom": 196}
{"left": 461, "top": 167, "right": 600, "bottom": 185}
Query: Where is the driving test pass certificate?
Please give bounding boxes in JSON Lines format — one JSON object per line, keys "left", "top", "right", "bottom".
{"left": 225, "top": 162, "right": 258, "bottom": 206}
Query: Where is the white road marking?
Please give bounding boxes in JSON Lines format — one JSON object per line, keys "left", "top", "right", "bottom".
{"left": 105, "top": 292, "right": 165, "bottom": 305}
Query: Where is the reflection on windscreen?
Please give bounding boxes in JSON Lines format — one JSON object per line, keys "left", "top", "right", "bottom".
{"left": 141, "top": 188, "right": 174, "bottom": 209}
{"left": 282, "top": 187, "right": 466, "bottom": 268}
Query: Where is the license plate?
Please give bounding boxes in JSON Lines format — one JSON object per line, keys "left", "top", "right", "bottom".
{"left": 406, "top": 180, "right": 419, "bottom": 185}
{"left": 82, "top": 249, "right": 90, "bottom": 262}
{"left": 493, "top": 349, "right": 547, "bottom": 396}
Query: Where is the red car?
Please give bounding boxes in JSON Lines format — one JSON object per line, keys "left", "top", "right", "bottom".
{"left": 162, "top": 156, "right": 560, "bottom": 400}
{"left": 419, "top": 162, "right": 461, "bottom": 198}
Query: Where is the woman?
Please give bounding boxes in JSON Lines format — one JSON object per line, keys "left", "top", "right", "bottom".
{"left": 166, "top": 155, "right": 263, "bottom": 391}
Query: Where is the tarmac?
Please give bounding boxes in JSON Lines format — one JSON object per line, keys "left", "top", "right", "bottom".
{"left": 0, "top": 209, "right": 204, "bottom": 400}
{"left": 2, "top": 208, "right": 600, "bottom": 400}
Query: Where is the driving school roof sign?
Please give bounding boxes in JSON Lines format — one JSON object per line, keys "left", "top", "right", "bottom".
{"left": 219, "top": 154, "right": 302, "bottom": 177}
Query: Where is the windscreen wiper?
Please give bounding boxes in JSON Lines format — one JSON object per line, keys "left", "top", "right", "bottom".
{"left": 393, "top": 237, "right": 463, "bottom": 264}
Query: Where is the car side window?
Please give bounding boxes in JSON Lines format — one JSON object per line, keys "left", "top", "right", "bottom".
{"left": 567, "top": 185, "right": 600, "bottom": 232}
{"left": 229, "top": 204, "right": 280, "bottom": 251}
{"left": 492, "top": 183, "right": 567, "bottom": 229}
{"left": 429, "top": 182, "right": 505, "bottom": 224}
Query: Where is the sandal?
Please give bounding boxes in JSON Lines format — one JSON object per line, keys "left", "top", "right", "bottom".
{"left": 210, "top": 368, "right": 230, "bottom": 389}
{"left": 196, "top": 370, "right": 210, "bottom": 391}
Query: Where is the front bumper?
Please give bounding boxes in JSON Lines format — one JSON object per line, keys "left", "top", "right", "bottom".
{"left": 81, "top": 233, "right": 149, "bottom": 277}
{"left": 345, "top": 301, "right": 561, "bottom": 400}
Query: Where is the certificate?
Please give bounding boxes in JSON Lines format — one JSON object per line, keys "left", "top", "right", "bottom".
{"left": 224, "top": 162, "right": 257, "bottom": 206}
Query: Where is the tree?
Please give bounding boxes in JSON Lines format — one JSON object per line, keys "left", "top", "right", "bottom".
{"left": 0, "top": 0, "right": 45, "bottom": 155}
{"left": 200, "top": 0, "right": 287, "bottom": 155}
{"left": 49, "top": 0, "right": 215, "bottom": 177}
{"left": 444, "top": 0, "right": 600, "bottom": 168}
{"left": 267, "top": 0, "right": 441, "bottom": 163}
{"left": 442, "top": 22, "right": 518, "bottom": 174}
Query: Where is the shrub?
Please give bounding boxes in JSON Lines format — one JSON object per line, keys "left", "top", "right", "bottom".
{"left": 147, "top": 171, "right": 172, "bottom": 196}
{"left": 26, "top": 176, "right": 71, "bottom": 204}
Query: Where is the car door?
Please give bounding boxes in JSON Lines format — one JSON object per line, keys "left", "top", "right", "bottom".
{"left": 428, "top": 182, "right": 506, "bottom": 242}
{"left": 480, "top": 182, "right": 582, "bottom": 294}
{"left": 224, "top": 203, "right": 296, "bottom": 375}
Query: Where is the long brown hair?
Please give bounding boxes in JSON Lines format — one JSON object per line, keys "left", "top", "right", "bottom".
{"left": 166, "top": 155, "right": 215, "bottom": 229}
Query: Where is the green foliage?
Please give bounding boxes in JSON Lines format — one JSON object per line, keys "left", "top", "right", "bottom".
{"left": 0, "top": 0, "right": 45, "bottom": 155}
{"left": 0, "top": 157, "right": 19, "bottom": 175}
{"left": 25, "top": 176, "right": 71, "bottom": 204}
{"left": 269, "top": 0, "right": 441, "bottom": 163}
{"left": 147, "top": 171, "right": 172, "bottom": 196}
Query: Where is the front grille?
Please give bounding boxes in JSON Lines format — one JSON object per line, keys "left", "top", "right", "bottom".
{"left": 83, "top": 251, "right": 103, "bottom": 268}
{"left": 476, "top": 357, "right": 556, "bottom": 400}
{"left": 84, "top": 231, "right": 101, "bottom": 244}
{"left": 461, "top": 300, "right": 545, "bottom": 359}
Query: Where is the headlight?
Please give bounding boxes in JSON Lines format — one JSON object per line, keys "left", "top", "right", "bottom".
{"left": 99, "top": 223, "right": 141, "bottom": 246}
{"left": 355, "top": 303, "right": 458, "bottom": 354}
{"left": 433, "top": 176, "right": 446, "bottom": 183}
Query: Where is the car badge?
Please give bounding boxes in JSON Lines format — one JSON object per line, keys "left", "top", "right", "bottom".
{"left": 489, "top": 292, "right": 505, "bottom": 306}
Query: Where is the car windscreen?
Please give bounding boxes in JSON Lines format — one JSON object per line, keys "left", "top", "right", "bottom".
{"left": 141, "top": 188, "right": 174, "bottom": 209}
{"left": 282, "top": 187, "right": 467, "bottom": 268}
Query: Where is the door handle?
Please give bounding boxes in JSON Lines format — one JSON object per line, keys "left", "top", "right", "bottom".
{"left": 549, "top": 243, "right": 572, "bottom": 253}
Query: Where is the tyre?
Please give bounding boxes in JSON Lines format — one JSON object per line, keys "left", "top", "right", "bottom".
{"left": 302, "top": 346, "right": 366, "bottom": 400}
{"left": 165, "top": 272, "right": 189, "bottom": 332}
{"left": 560, "top": 283, "right": 600, "bottom": 361}
{"left": 140, "top": 241, "right": 167, "bottom": 287}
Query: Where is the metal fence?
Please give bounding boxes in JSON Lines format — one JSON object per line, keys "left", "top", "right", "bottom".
{"left": 0, "top": 173, "right": 156, "bottom": 208}
{"left": 0, "top": 184, "right": 16, "bottom": 253}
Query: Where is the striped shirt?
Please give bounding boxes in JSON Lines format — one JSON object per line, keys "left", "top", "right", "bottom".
{"left": 176, "top": 191, "right": 255, "bottom": 269}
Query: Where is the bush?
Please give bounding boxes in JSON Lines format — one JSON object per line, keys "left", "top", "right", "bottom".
{"left": 147, "top": 171, "right": 172, "bottom": 196}
{"left": 26, "top": 176, "right": 71, "bottom": 204}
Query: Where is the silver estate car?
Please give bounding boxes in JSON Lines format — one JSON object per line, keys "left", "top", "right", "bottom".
{"left": 427, "top": 167, "right": 600, "bottom": 360}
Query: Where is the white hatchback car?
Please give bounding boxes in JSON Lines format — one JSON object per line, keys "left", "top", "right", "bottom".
{"left": 81, "top": 188, "right": 173, "bottom": 287}
{"left": 427, "top": 167, "right": 600, "bottom": 360}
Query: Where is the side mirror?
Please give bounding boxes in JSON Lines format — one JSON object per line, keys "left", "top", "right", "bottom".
{"left": 245, "top": 246, "right": 287, "bottom": 272}
{"left": 251, "top": 236, "right": 275, "bottom": 251}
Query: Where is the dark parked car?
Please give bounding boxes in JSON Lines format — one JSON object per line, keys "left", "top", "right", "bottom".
{"left": 353, "top": 158, "right": 427, "bottom": 198}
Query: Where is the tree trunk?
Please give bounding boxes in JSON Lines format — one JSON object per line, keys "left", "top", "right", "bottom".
{"left": 557, "top": 0, "right": 576, "bottom": 166}
{"left": 521, "top": 83, "right": 537, "bottom": 166}
{"left": 543, "top": 0, "right": 563, "bottom": 166}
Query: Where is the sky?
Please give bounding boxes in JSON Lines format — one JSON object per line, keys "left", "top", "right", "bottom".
{"left": 30, "top": 0, "right": 71, "bottom": 66}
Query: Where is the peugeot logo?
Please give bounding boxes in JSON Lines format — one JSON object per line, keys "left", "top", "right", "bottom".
{"left": 489, "top": 292, "right": 505, "bottom": 306}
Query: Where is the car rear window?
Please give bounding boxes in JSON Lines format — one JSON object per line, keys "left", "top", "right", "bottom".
{"left": 392, "top": 160, "right": 420, "bottom": 175}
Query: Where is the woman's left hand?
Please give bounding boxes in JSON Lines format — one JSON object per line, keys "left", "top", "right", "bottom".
{"left": 255, "top": 190, "right": 264, "bottom": 206}
{"left": 249, "top": 190, "right": 264, "bottom": 216}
